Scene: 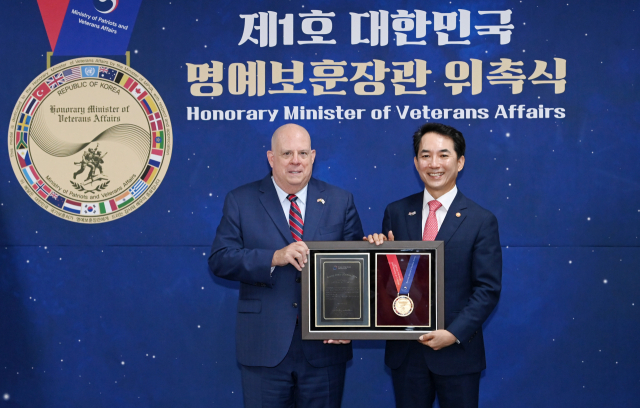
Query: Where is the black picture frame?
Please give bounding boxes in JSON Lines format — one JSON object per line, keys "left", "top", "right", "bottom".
{"left": 301, "top": 241, "right": 445, "bottom": 340}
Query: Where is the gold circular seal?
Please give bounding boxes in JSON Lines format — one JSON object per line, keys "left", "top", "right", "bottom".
{"left": 7, "top": 58, "right": 171, "bottom": 223}
{"left": 393, "top": 295, "right": 414, "bottom": 317}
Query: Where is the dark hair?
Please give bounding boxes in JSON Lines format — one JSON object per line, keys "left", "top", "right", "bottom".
{"left": 412, "top": 123, "right": 466, "bottom": 159}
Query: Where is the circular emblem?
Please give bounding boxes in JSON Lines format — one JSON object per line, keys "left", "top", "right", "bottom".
{"left": 94, "top": 0, "right": 119, "bottom": 14}
{"left": 8, "top": 58, "right": 171, "bottom": 223}
{"left": 392, "top": 295, "right": 414, "bottom": 317}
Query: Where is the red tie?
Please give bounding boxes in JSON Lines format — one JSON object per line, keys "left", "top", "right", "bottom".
{"left": 422, "top": 200, "right": 442, "bottom": 241}
{"left": 287, "top": 194, "right": 304, "bottom": 241}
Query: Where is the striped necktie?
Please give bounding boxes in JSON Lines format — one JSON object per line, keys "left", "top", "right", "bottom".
{"left": 287, "top": 194, "right": 304, "bottom": 241}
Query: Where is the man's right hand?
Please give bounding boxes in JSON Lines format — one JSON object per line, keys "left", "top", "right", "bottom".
{"left": 272, "top": 241, "right": 309, "bottom": 271}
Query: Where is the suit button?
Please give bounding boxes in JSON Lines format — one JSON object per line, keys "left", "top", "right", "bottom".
{"left": 292, "top": 303, "right": 298, "bottom": 308}
{"left": 295, "top": 277, "right": 301, "bottom": 283}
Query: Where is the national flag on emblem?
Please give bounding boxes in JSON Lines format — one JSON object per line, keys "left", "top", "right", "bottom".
{"left": 46, "top": 73, "right": 66, "bottom": 89}
{"left": 123, "top": 77, "right": 136, "bottom": 90}
{"left": 115, "top": 191, "right": 134, "bottom": 208}
{"left": 47, "top": 192, "right": 65, "bottom": 208}
{"left": 134, "top": 88, "right": 148, "bottom": 101}
{"left": 32, "top": 82, "right": 51, "bottom": 101}
{"left": 99, "top": 67, "right": 117, "bottom": 81}
{"left": 16, "top": 118, "right": 30, "bottom": 147}
{"left": 16, "top": 133, "right": 28, "bottom": 150}
{"left": 32, "top": 180, "right": 51, "bottom": 199}
{"left": 22, "top": 165, "right": 39, "bottom": 185}
{"left": 130, "top": 82, "right": 148, "bottom": 100}
{"left": 140, "top": 97, "right": 153, "bottom": 114}
{"left": 115, "top": 72, "right": 129, "bottom": 86}
{"left": 62, "top": 67, "right": 82, "bottom": 81}
{"left": 82, "top": 66, "right": 99, "bottom": 78}
{"left": 129, "top": 179, "right": 148, "bottom": 199}
{"left": 143, "top": 96, "right": 158, "bottom": 113}
{"left": 63, "top": 199, "right": 82, "bottom": 214}
{"left": 151, "top": 148, "right": 164, "bottom": 158}
{"left": 141, "top": 98, "right": 151, "bottom": 114}
{"left": 22, "top": 96, "right": 40, "bottom": 115}
{"left": 141, "top": 165, "right": 158, "bottom": 184}
{"left": 82, "top": 203, "right": 99, "bottom": 215}
{"left": 17, "top": 113, "right": 31, "bottom": 132}
{"left": 152, "top": 131, "right": 164, "bottom": 149}
{"left": 148, "top": 112, "right": 163, "bottom": 131}
{"left": 149, "top": 148, "right": 163, "bottom": 168}
{"left": 99, "top": 199, "right": 117, "bottom": 214}
{"left": 17, "top": 149, "right": 32, "bottom": 168}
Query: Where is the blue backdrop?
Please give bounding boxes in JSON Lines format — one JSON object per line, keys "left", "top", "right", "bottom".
{"left": 1, "top": 0, "right": 639, "bottom": 407}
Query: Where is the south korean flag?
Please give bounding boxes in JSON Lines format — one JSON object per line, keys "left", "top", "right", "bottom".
{"left": 82, "top": 203, "right": 98, "bottom": 215}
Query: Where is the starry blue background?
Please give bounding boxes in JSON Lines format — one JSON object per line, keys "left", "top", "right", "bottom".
{"left": 1, "top": 0, "right": 639, "bottom": 407}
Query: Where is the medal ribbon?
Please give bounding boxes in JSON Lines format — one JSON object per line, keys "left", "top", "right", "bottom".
{"left": 386, "top": 255, "right": 420, "bottom": 295}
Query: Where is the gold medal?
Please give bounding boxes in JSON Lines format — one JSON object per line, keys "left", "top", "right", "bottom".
{"left": 392, "top": 295, "right": 414, "bottom": 317}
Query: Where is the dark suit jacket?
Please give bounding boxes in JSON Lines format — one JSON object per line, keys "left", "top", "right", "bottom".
{"left": 208, "top": 175, "right": 364, "bottom": 368}
{"left": 383, "top": 190, "right": 502, "bottom": 375}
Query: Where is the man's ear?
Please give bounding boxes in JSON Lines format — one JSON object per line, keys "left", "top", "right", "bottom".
{"left": 267, "top": 151, "right": 274, "bottom": 168}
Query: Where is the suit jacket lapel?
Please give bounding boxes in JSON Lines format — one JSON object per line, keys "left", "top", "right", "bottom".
{"left": 404, "top": 192, "right": 424, "bottom": 241}
{"left": 301, "top": 178, "right": 325, "bottom": 240}
{"left": 436, "top": 190, "right": 468, "bottom": 245}
{"left": 259, "top": 175, "right": 294, "bottom": 244}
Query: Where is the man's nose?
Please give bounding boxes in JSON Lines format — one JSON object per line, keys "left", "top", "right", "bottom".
{"left": 291, "top": 153, "right": 301, "bottom": 163}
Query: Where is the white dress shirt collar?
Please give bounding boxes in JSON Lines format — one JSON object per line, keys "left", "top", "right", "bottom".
{"left": 423, "top": 185, "right": 458, "bottom": 212}
{"left": 422, "top": 186, "right": 458, "bottom": 232}
{"left": 271, "top": 177, "right": 308, "bottom": 220}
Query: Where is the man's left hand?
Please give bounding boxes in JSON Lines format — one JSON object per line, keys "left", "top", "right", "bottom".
{"left": 323, "top": 339, "right": 351, "bottom": 344}
{"left": 418, "top": 330, "right": 457, "bottom": 350}
{"left": 362, "top": 230, "right": 394, "bottom": 245}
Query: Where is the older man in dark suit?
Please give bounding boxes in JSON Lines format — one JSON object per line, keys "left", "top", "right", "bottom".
{"left": 209, "top": 123, "right": 363, "bottom": 408}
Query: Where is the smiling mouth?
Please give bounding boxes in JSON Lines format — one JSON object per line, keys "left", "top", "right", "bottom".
{"left": 428, "top": 172, "right": 444, "bottom": 177}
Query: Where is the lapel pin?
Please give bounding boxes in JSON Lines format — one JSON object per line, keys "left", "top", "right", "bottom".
{"left": 456, "top": 212, "right": 461, "bottom": 217}
{"left": 408, "top": 211, "right": 416, "bottom": 216}
{"left": 317, "top": 198, "right": 325, "bottom": 204}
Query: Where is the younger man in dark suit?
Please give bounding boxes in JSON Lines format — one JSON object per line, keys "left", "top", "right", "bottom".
{"left": 367, "top": 123, "right": 502, "bottom": 408}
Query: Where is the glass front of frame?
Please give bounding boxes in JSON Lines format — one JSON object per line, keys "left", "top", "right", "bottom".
{"left": 375, "top": 253, "right": 433, "bottom": 329}
{"left": 302, "top": 241, "right": 444, "bottom": 340}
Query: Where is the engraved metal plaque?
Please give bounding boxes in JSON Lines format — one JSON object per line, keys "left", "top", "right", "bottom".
{"left": 321, "top": 260, "right": 362, "bottom": 320}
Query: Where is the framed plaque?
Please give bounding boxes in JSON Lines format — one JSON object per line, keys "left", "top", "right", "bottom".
{"left": 301, "top": 241, "right": 444, "bottom": 340}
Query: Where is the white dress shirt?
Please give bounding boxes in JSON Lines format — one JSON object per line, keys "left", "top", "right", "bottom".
{"left": 421, "top": 185, "right": 458, "bottom": 235}
{"left": 271, "top": 177, "right": 308, "bottom": 222}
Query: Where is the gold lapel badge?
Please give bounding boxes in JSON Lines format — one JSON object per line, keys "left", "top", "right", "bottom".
{"left": 317, "top": 198, "right": 325, "bottom": 204}
{"left": 456, "top": 212, "right": 461, "bottom": 217}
